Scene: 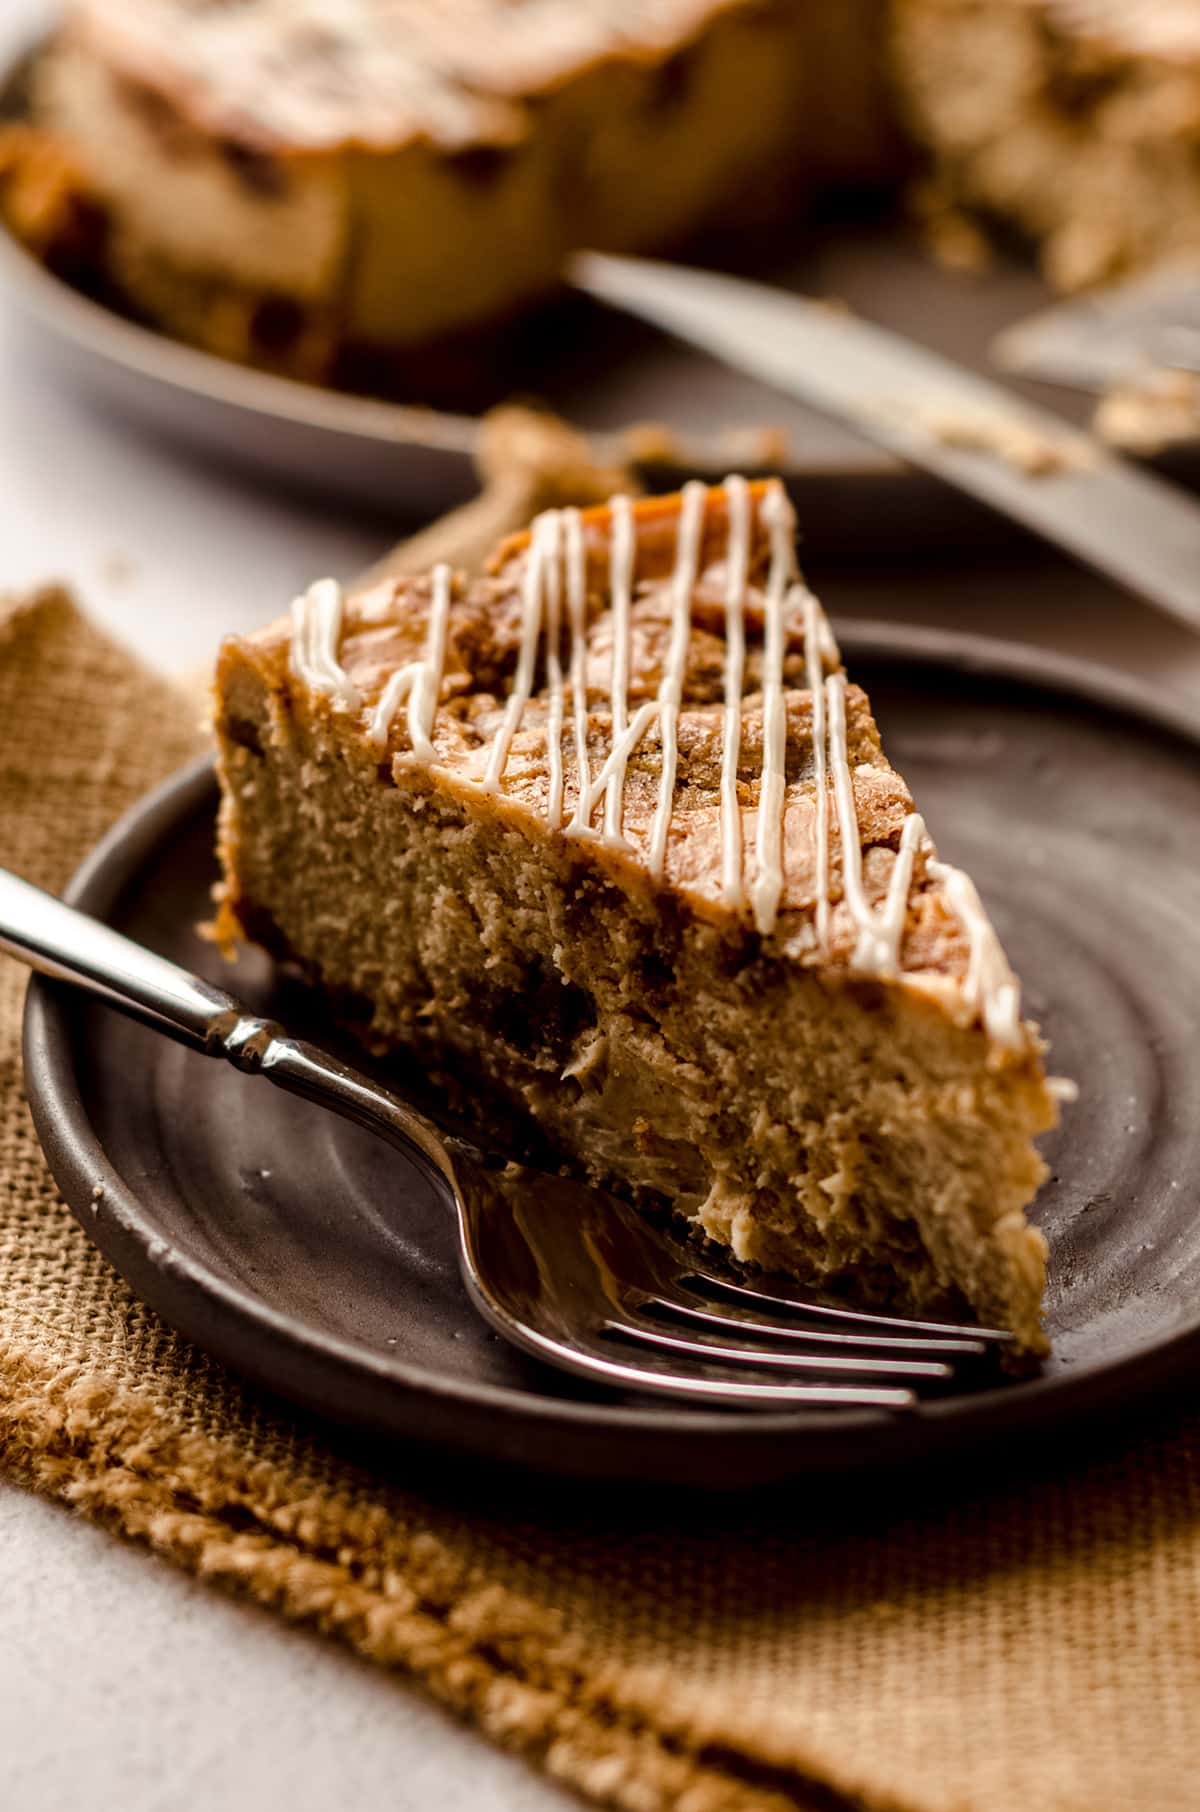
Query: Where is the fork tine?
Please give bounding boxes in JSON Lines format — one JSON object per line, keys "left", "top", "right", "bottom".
{"left": 673, "top": 1264, "right": 1016, "bottom": 1345}
{"left": 603, "top": 1316, "right": 955, "bottom": 1382}
{"left": 637, "top": 1292, "right": 989, "bottom": 1358}
{"left": 601, "top": 1364, "right": 919, "bottom": 1409}
{"left": 517, "top": 1326, "right": 920, "bottom": 1409}
{"left": 450, "top": 1156, "right": 992, "bottom": 1411}
{"left": 581, "top": 1364, "right": 919, "bottom": 1410}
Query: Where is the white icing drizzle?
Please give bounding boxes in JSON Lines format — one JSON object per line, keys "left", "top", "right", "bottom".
{"left": 365, "top": 561, "right": 452, "bottom": 754}
{"left": 367, "top": 661, "right": 420, "bottom": 750}
{"left": 539, "top": 517, "right": 566, "bottom": 828}
{"left": 647, "top": 480, "right": 707, "bottom": 879}
{"left": 802, "top": 587, "right": 830, "bottom": 955}
{"left": 295, "top": 477, "right": 1029, "bottom": 1055}
{"left": 926, "top": 858, "right": 1024, "bottom": 1049}
{"left": 750, "top": 481, "right": 798, "bottom": 936}
{"left": 719, "top": 474, "right": 752, "bottom": 909}
{"left": 804, "top": 610, "right": 1023, "bottom": 1046}
{"left": 828, "top": 674, "right": 892, "bottom": 974}
{"left": 563, "top": 508, "right": 593, "bottom": 833}
{"left": 566, "top": 485, "right": 704, "bottom": 854}
{"left": 826, "top": 674, "right": 929, "bottom": 978}
{"left": 601, "top": 494, "right": 636, "bottom": 845}
{"left": 289, "top": 578, "right": 361, "bottom": 712}
{"left": 874, "top": 812, "right": 927, "bottom": 972}
{"left": 572, "top": 700, "right": 662, "bottom": 827}
{"left": 408, "top": 561, "right": 452, "bottom": 760}
{"left": 483, "top": 510, "right": 557, "bottom": 794}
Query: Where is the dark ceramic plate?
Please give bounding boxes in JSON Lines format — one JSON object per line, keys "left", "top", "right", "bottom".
{"left": 22, "top": 627, "right": 1200, "bottom": 1487}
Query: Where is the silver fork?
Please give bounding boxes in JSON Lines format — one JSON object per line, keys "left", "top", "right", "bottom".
{"left": 0, "top": 868, "right": 1013, "bottom": 1412}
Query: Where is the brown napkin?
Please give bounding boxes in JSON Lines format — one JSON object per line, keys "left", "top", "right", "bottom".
{"left": 2, "top": 586, "right": 1199, "bottom": 1812}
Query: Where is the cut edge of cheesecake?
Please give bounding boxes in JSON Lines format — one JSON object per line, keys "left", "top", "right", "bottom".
{"left": 212, "top": 478, "right": 1067, "bottom": 1355}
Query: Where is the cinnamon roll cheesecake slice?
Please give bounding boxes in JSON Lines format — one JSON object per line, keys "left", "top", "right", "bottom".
{"left": 213, "top": 480, "right": 1064, "bottom": 1353}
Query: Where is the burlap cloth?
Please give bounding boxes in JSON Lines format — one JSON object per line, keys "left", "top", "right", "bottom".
{"left": 1, "top": 584, "right": 1198, "bottom": 1812}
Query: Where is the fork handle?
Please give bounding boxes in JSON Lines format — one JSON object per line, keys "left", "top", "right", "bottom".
{"left": 0, "top": 866, "right": 236, "bottom": 1048}
{"left": 0, "top": 866, "right": 455, "bottom": 1183}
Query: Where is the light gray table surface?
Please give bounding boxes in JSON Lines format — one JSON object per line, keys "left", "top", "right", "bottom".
{"left": 1, "top": 5, "right": 1199, "bottom": 1810}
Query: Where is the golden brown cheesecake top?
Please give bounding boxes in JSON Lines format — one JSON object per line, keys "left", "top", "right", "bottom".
{"left": 65, "top": 0, "right": 763, "bottom": 152}
{"left": 222, "top": 479, "right": 1047, "bottom": 1064}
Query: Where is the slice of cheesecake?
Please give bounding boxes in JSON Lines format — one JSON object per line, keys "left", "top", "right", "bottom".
{"left": 26, "top": 0, "right": 888, "bottom": 389}
{"left": 213, "top": 479, "right": 1062, "bottom": 1353}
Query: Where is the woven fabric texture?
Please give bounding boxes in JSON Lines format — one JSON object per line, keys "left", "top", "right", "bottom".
{"left": 1, "top": 588, "right": 1198, "bottom": 1812}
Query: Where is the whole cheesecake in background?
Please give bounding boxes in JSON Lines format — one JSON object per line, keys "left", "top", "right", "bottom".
{"left": 8, "top": 0, "right": 1198, "bottom": 396}
{"left": 894, "top": 0, "right": 1200, "bottom": 291}
{"left": 212, "top": 479, "right": 1064, "bottom": 1354}
{"left": 28, "top": 0, "right": 888, "bottom": 387}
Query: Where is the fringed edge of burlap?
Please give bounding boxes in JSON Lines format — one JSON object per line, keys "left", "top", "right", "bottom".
{"left": 0, "top": 1341, "right": 920, "bottom": 1812}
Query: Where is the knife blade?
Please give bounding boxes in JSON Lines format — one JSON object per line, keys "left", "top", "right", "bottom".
{"left": 993, "top": 258, "right": 1200, "bottom": 393}
{"left": 570, "top": 251, "right": 1200, "bottom": 635}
